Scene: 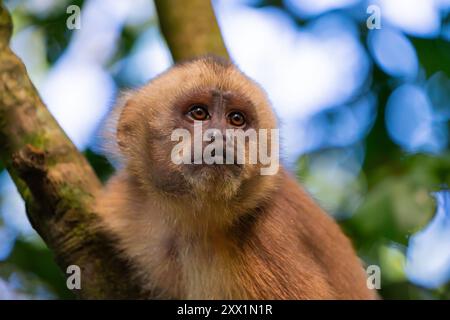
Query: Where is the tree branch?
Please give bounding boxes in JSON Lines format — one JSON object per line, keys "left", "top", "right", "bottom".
{"left": 154, "top": 0, "right": 229, "bottom": 61}
{"left": 0, "top": 2, "right": 140, "bottom": 299}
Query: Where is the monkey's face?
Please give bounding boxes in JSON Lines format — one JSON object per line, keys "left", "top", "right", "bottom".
{"left": 117, "top": 57, "right": 278, "bottom": 200}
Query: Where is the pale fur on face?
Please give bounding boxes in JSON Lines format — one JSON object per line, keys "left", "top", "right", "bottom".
{"left": 105, "top": 56, "right": 280, "bottom": 220}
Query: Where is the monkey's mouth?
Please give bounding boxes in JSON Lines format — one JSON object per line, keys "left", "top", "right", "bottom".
{"left": 188, "top": 151, "right": 243, "bottom": 168}
{"left": 185, "top": 162, "right": 243, "bottom": 176}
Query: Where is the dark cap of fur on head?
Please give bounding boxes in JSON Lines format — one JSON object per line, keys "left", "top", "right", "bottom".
{"left": 177, "top": 54, "right": 234, "bottom": 71}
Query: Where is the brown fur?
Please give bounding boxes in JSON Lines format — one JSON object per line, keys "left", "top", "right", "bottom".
{"left": 95, "top": 56, "right": 377, "bottom": 299}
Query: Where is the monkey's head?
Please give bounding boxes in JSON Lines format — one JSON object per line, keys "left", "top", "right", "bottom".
{"left": 115, "top": 56, "right": 279, "bottom": 207}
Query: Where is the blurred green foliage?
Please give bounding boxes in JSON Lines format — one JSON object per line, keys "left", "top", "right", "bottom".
{"left": 260, "top": 0, "right": 450, "bottom": 300}
{"left": 0, "top": 240, "right": 74, "bottom": 299}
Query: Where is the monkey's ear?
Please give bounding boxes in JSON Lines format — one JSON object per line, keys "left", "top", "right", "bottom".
{"left": 116, "top": 96, "right": 141, "bottom": 154}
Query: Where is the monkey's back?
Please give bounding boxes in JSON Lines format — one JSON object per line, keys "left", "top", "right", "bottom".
{"left": 236, "top": 171, "right": 376, "bottom": 299}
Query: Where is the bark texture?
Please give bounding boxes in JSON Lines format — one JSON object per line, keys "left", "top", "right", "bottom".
{"left": 0, "top": 2, "right": 140, "bottom": 299}
{"left": 155, "top": 0, "right": 229, "bottom": 61}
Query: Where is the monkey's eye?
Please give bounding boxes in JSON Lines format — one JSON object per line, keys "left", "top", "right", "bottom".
{"left": 188, "top": 105, "right": 210, "bottom": 121}
{"left": 228, "top": 111, "right": 246, "bottom": 127}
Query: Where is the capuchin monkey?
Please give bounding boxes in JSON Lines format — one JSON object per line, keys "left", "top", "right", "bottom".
{"left": 96, "top": 56, "right": 376, "bottom": 299}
